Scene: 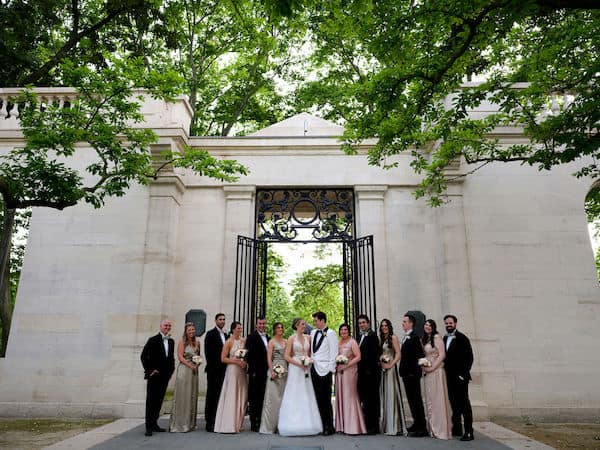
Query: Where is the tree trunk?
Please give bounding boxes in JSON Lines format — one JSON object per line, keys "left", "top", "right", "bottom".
{"left": 0, "top": 206, "right": 15, "bottom": 357}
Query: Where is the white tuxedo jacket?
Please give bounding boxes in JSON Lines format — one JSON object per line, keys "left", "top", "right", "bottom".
{"left": 310, "top": 328, "right": 338, "bottom": 376}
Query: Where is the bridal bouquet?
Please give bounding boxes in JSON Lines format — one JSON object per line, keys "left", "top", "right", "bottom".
{"left": 192, "top": 355, "right": 203, "bottom": 365}
{"left": 272, "top": 364, "right": 287, "bottom": 380}
{"left": 418, "top": 357, "right": 432, "bottom": 367}
{"left": 298, "top": 356, "right": 312, "bottom": 378}
{"left": 234, "top": 349, "right": 248, "bottom": 360}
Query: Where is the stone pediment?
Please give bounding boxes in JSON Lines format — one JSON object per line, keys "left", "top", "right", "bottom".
{"left": 249, "top": 112, "right": 344, "bottom": 137}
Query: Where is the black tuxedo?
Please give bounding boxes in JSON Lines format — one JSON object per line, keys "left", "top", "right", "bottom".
{"left": 245, "top": 330, "right": 270, "bottom": 431}
{"left": 204, "top": 327, "right": 227, "bottom": 432}
{"left": 444, "top": 330, "right": 474, "bottom": 434}
{"left": 357, "top": 330, "right": 381, "bottom": 434}
{"left": 140, "top": 333, "right": 175, "bottom": 432}
{"left": 399, "top": 331, "right": 427, "bottom": 432}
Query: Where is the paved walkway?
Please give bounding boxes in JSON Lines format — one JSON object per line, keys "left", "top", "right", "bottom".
{"left": 44, "top": 418, "right": 555, "bottom": 450}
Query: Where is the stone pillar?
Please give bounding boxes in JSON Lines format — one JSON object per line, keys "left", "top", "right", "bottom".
{"left": 125, "top": 175, "right": 184, "bottom": 416}
{"left": 219, "top": 186, "right": 256, "bottom": 318}
{"left": 435, "top": 184, "right": 487, "bottom": 417}
{"left": 354, "top": 185, "right": 390, "bottom": 320}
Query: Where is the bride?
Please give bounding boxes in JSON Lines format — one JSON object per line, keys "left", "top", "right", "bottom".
{"left": 277, "top": 318, "right": 323, "bottom": 436}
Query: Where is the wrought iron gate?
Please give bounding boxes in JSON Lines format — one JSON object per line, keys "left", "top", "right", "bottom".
{"left": 343, "top": 236, "right": 377, "bottom": 336}
{"left": 233, "top": 188, "right": 377, "bottom": 336}
{"left": 233, "top": 236, "right": 267, "bottom": 337}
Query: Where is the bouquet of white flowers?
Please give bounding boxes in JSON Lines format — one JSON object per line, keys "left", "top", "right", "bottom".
{"left": 298, "top": 356, "right": 312, "bottom": 378}
{"left": 418, "top": 357, "right": 431, "bottom": 367}
{"left": 272, "top": 364, "right": 287, "bottom": 380}
{"left": 234, "top": 349, "right": 248, "bottom": 360}
{"left": 335, "top": 355, "right": 349, "bottom": 365}
{"left": 192, "top": 355, "right": 203, "bottom": 365}
{"left": 380, "top": 354, "right": 392, "bottom": 372}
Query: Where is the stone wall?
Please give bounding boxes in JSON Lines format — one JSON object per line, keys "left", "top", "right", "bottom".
{"left": 0, "top": 90, "right": 598, "bottom": 419}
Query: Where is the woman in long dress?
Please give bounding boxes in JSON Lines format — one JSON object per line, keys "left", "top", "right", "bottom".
{"left": 335, "top": 323, "right": 366, "bottom": 435}
{"left": 277, "top": 318, "right": 323, "bottom": 436}
{"left": 214, "top": 321, "right": 248, "bottom": 433}
{"left": 422, "top": 319, "right": 452, "bottom": 439}
{"left": 379, "top": 318, "right": 407, "bottom": 436}
{"left": 169, "top": 322, "right": 200, "bottom": 432}
{"left": 259, "top": 322, "right": 288, "bottom": 434}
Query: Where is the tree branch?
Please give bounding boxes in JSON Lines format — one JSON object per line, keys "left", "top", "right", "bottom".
{"left": 21, "top": 2, "right": 142, "bottom": 85}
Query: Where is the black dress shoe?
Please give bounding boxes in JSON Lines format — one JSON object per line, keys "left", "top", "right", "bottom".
{"left": 408, "top": 430, "right": 428, "bottom": 437}
{"left": 366, "top": 429, "right": 378, "bottom": 435}
{"left": 322, "top": 429, "right": 334, "bottom": 436}
{"left": 152, "top": 426, "right": 166, "bottom": 432}
{"left": 452, "top": 430, "right": 463, "bottom": 437}
{"left": 460, "top": 432, "right": 474, "bottom": 441}
{"left": 144, "top": 430, "right": 153, "bottom": 436}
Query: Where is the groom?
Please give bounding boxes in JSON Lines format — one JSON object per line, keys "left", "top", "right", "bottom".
{"left": 310, "top": 311, "right": 338, "bottom": 436}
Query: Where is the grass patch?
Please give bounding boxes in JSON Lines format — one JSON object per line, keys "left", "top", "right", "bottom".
{"left": 0, "top": 418, "right": 114, "bottom": 449}
{"left": 0, "top": 418, "right": 113, "bottom": 434}
{"left": 494, "top": 419, "right": 600, "bottom": 450}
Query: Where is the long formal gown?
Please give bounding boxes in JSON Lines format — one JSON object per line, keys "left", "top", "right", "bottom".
{"left": 335, "top": 338, "right": 367, "bottom": 435}
{"left": 214, "top": 338, "right": 248, "bottom": 433}
{"left": 259, "top": 339, "right": 287, "bottom": 434}
{"left": 423, "top": 341, "right": 452, "bottom": 439}
{"left": 277, "top": 334, "right": 323, "bottom": 436}
{"left": 169, "top": 344, "right": 199, "bottom": 432}
{"left": 379, "top": 341, "right": 407, "bottom": 435}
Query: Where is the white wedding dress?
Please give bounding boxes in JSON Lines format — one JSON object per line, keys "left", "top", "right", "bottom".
{"left": 277, "top": 334, "right": 323, "bottom": 436}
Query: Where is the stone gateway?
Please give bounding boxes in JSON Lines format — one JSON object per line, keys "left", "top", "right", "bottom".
{"left": 0, "top": 89, "right": 598, "bottom": 420}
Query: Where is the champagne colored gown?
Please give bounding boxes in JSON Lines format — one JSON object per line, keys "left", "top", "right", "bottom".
{"left": 379, "top": 341, "right": 406, "bottom": 435}
{"left": 169, "top": 343, "right": 199, "bottom": 432}
{"left": 423, "top": 340, "right": 452, "bottom": 439}
{"left": 335, "top": 338, "right": 366, "bottom": 435}
{"left": 259, "top": 339, "right": 287, "bottom": 434}
{"left": 214, "top": 338, "right": 248, "bottom": 433}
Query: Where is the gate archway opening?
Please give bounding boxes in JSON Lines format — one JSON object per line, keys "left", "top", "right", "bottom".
{"left": 234, "top": 188, "right": 376, "bottom": 337}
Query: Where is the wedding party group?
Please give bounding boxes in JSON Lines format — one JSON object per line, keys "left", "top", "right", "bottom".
{"left": 140, "top": 310, "right": 475, "bottom": 442}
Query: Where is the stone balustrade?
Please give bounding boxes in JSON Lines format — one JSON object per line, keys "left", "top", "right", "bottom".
{"left": 0, "top": 87, "right": 193, "bottom": 133}
{"left": 0, "top": 87, "right": 80, "bottom": 130}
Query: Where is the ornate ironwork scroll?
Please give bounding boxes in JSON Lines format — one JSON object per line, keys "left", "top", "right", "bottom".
{"left": 256, "top": 188, "right": 354, "bottom": 242}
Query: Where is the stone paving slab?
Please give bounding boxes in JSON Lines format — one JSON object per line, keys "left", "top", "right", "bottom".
{"left": 473, "top": 423, "right": 555, "bottom": 450}
{"left": 44, "top": 417, "right": 540, "bottom": 450}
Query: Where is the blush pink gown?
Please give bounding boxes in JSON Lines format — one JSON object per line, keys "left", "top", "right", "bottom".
{"left": 214, "top": 338, "right": 248, "bottom": 433}
{"left": 335, "top": 338, "right": 367, "bottom": 435}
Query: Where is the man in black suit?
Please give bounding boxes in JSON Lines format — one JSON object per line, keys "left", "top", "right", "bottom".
{"left": 140, "top": 319, "right": 175, "bottom": 436}
{"left": 204, "top": 313, "right": 227, "bottom": 432}
{"left": 245, "top": 317, "right": 269, "bottom": 431}
{"left": 443, "top": 314, "right": 474, "bottom": 441}
{"left": 399, "top": 314, "right": 427, "bottom": 437}
{"left": 356, "top": 314, "right": 381, "bottom": 435}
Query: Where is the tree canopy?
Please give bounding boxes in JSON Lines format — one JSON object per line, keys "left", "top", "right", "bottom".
{"left": 294, "top": 0, "right": 600, "bottom": 205}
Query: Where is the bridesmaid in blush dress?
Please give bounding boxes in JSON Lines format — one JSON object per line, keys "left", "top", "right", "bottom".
{"left": 259, "top": 322, "right": 288, "bottom": 434}
{"left": 422, "top": 319, "right": 452, "bottom": 439}
{"left": 214, "top": 321, "right": 248, "bottom": 433}
{"left": 335, "top": 323, "right": 366, "bottom": 435}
